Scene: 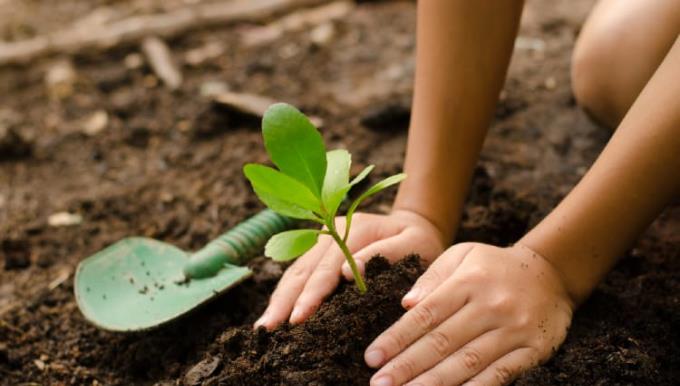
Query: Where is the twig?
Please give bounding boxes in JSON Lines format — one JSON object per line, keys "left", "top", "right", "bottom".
{"left": 142, "top": 36, "right": 182, "bottom": 90}
{"left": 0, "top": 0, "right": 324, "bottom": 66}
{"left": 241, "top": 1, "right": 353, "bottom": 46}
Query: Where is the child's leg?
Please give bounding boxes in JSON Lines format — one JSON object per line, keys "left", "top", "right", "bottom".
{"left": 571, "top": 0, "right": 680, "bottom": 128}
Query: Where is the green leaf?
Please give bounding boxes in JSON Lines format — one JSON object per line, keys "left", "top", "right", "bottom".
{"left": 262, "top": 103, "right": 327, "bottom": 197}
{"left": 244, "top": 164, "right": 322, "bottom": 220}
{"left": 265, "top": 229, "right": 320, "bottom": 261}
{"left": 322, "top": 149, "right": 351, "bottom": 218}
{"left": 350, "top": 164, "right": 374, "bottom": 186}
{"left": 343, "top": 173, "right": 407, "bottom": 241}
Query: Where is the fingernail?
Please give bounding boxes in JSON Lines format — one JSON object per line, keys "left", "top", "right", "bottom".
{"left": 371, "top": 374, "right": 393, "bottom": 386}
{"left": 402, "top": 288, "right": 421, "bottom": 305}
{"left": 290, "top": 307, "right": 304, "bottom": 324}
{"left": 365, "top": 349, "right": 384, "bottom": 368}
{"left": 254, "top": 314, "right": 268, "bottom": 329}
{"left": 341, "top": 263, "right": 352, "bottom": 278}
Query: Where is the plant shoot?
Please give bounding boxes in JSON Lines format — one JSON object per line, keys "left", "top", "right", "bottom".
{"left": 243, "top": 103, "right": 406, "bottom": 292}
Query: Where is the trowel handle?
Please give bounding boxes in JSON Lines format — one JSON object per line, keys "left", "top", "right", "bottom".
{"left": 183, "top": 209, "right": 295, "bottom": 279}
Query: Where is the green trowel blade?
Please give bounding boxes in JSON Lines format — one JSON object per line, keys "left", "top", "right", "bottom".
{"left": 74, "top": 237, "right": 252, "bottom": 332}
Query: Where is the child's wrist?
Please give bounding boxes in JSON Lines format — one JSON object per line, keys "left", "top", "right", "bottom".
{"left": 516, "top": 233, "right": 601, "bottom": 306}
{"left": 390, "top": 205, "right": 457, "bottom": 247}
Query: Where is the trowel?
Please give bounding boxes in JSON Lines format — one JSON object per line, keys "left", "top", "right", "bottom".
{"left": 74, "top": 209, "right": 293, "bottom": 332}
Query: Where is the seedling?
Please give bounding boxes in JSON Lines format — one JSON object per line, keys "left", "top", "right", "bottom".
{"left": 243, "top": 103, "right": 406, "bottom": 293}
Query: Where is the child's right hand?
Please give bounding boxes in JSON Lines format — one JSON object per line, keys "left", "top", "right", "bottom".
{"left": 254, "top": 209, "right": 446, "bottom": 330}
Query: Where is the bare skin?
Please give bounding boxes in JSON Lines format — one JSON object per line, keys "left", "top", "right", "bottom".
{"left": 256, "top": 0, "right": 680, "bottom": 384}
{"left": 572, "top": 0, "right": 680, "bottom": 128}
{"left": 367, "top": 36, "right": 680, "bottom": 386}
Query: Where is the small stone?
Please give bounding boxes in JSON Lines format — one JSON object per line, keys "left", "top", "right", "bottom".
{"left": 81, "top": 110, "right": 108, "bottom": 136}
{"left": 309, "top": 22, "right": 335, "bottom": 46}
{"left": 124, "top": 53, "right": 144, "bottom": 69}
{"left": 184, "top": 356, "right": 220, "bottom": 385}
{"left": 515, "top": 36, "right": 546, "bottom": 51}
{"left": 45, "top": 59, "right": 76, "bottom": 99}
{"left": 47, "top": 212, "right": 82, "bottom": 227}
{"left": 34, "top": 359, "right": 46, "bottom": 371}
{"left": 544, "top": 76, "right": 557, "bottom": 90}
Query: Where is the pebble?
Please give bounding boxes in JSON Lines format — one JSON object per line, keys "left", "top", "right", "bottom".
{"left": 34, "top": 359, "right": 46, "bottom": 371}
{"left": 124, "top": 53, "right": 144, "bottom": 69}
{"left": 544, "top": 76, "right": 557, "bottom": 90}
{"left": 47, "top": 212, "right": 83, "bottom": 227}
{"left": 45, "top": 59, "right": 76, "bottom": 99}
{"left": 81, "top": 110, "right": 108, "bottom": 136}
{"left": 309, "top": 22, "right": 335, "bottom": 46}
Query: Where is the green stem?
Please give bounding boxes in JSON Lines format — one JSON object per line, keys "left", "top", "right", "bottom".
{"left": 328, "top": 225, "right": 367, "bottom": 294}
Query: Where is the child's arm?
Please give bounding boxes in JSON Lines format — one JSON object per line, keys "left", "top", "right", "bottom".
{"left": 392, "top": 0, "right": 524, "bottom": 242}
{"left": 365, "top": 36, "right": 680, "bottom": 386}
{"left": 520, "top": 35, "right": 680, "bottom": 304}
{"left": 255, "top": 0, "right": 524, "bottom": 330}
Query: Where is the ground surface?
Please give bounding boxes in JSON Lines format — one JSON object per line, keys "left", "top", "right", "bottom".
{"left": 1, "top": 0, "right": 678, "bottom": 385}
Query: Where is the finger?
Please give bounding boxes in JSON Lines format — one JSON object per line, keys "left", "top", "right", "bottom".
{"left": 404, "top": 328, "right": 522, "bottom": 386}
{"left": 365, "top": 276, "right": 469, "bottom": 368}
{"left": 463, "top": 348, "right": 539, "bottom": 386}
{"left": 254, "top": 236, "right": 332, "bottom": 329}
{"left": 341, "top": 230, "right": 407, "bottom": 280}
{"left": 289, "top": 232, "right": 374, "bottom": 324}
{"left": 370, "top": 304, "right": 491, "bottom": 386}
{"left": 401, "top": 242, "right": 475, "bottom": 309}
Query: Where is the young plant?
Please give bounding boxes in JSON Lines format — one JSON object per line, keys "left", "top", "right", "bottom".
{"left": 243, "top": 103, "right": 406, "bottom": 293}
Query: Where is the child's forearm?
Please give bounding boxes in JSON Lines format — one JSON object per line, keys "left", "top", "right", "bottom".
{"left": 394, "top": 0, "right": 524, "bottom": 243}
{"left": 521, "top": 36, "right": 680, "bottom": 304}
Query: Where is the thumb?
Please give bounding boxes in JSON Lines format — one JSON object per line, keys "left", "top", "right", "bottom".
{"left": 401, "top": 242, "right": 475, "bottom": 309}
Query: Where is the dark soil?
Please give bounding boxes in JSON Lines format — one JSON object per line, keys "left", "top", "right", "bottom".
{"left": 1, "top": 0, "right": 678, "bottom": 385}
{"left": 197, "top": 256, "right": 423, "bottom": 386}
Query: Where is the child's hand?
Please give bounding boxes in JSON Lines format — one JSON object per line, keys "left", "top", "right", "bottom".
{"left": 365, "top": 242, "right": 574, "bottom": 386}
{"left": 254, "top": 209, "right": 446, "bottom": 330}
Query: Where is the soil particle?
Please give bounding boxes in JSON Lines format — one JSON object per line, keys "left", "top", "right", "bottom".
{"left": 200, "top": 256, "right": 424, "bottom": 386}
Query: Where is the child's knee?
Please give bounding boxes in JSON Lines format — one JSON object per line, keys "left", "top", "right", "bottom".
{"left": 570, "top": 0, "right": 680, "bottom": 129}
{"left": 570, "top": 26, "right": 622, "bottom": 129}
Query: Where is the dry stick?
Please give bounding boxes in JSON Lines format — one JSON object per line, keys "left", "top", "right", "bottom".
{"left": 0, "top": 0, "right": 324, "bottom": 66}
{"left": 142, "top": 36, "right": 182, "bottom": 90}
{"left": 240, "top": 0, "right": 354, "bottom": 46}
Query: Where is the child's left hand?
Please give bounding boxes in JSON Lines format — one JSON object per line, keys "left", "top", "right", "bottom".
{"left": 365, "top": 242, "right": 575, "bottom": 386}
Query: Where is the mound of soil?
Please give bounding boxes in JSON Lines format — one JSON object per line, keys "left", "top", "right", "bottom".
{"left": 192, "top": 256, "right": 423, "bottom": 386}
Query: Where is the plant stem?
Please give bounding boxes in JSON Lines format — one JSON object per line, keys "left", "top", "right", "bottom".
{"left": 328, "top": 227, "right": 367, "bottom": 294}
